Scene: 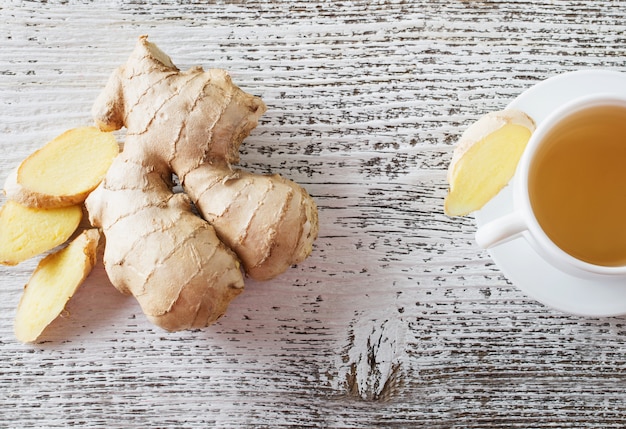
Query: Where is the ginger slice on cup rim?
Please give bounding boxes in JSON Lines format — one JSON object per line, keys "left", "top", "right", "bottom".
{"left": 444, "top": 109, "right": 536, "bottom": 217}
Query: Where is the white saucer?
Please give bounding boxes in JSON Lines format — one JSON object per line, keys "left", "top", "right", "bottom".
{"left": 474, "top": 69, "right": 626, "bottom": 317}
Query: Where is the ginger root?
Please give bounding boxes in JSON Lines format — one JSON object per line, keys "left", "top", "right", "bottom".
{"left": 85, "top": 36, "right": 318, "bottom": 331}
{"left": 14, "top": 229, "right": 100, "bottom": 343}
{"left": 444, "top": 109, "right": 535, "bottom": 216}
{"left": 0, "top": 200, "right": 82, "bottom": 266}
{"left": 87, "top": 159, "right": 245, "bottom": 331}
{"left": 184, "top": 165, "right": 318, "bottom": 281}
{"left": 4, "top": 127, "right": 119, "bottom": 208}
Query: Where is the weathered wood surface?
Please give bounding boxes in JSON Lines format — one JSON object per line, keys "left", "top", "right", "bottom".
{"left": 2, "top": 1, "right": 626, "bottom": 427}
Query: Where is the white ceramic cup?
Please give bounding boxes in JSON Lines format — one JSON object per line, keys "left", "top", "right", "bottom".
{"left": 475, "top": 94, "right": 626, "bottom": 279}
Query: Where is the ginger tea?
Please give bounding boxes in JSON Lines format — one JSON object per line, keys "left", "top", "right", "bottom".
{"left": 529, "top": 104, "right": 626, "bottom": 266}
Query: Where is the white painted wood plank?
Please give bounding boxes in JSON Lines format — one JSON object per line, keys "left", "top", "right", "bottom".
{"left": 1, "top": 1, "right": 626, "bottom": 427}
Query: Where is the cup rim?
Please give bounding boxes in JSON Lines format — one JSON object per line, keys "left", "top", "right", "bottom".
{"left": 515, "top": 93, "right": 626, "bottom": 276}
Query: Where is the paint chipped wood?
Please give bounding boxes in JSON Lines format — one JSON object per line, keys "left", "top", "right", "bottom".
{"left": 2, "top": 1, "right": 626, "bottom": 427}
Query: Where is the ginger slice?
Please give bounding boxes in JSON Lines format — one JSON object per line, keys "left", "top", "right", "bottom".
{"left": 0, "top": 200, "right": 82, "bottom": 265}
{"left": 14, "top": 229, "right": 100, "bottom": 343}
{"left": 6, "top": 126, "right": 119, "bottom": 208}
{"left": 444, "top": 109, "right": 535, "bottom": 216}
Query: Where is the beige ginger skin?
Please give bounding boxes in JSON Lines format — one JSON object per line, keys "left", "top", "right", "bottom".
{"left": 85, "top": 36, "right": 318, "bottom": 331}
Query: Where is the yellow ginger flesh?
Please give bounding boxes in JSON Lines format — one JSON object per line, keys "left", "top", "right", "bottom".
{"left": 444, "top": 110, "right": 535, "bottom": 216}
{"left": 0, "top": 200, "right": 82, "bottom": 266}
{"left": 14, "top": 229, "right": 100, "bottom": 343}
{"left": 10, "top": 127, "right": 119, "bottom": 208}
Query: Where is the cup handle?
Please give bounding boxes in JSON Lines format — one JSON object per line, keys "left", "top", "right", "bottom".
{"left": 475, "top": 212, "right": 527, "bottom": 249}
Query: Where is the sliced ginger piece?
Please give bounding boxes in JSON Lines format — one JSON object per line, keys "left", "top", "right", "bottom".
{"left": 444, "top": 109, "right": 536, "bottom": 216}
{"left": 14, "top": 229, "right": 100, "bottom": 343}
{"left": 0, "top": 200, "right": 82, "bottom": 265}
{"left": 6, "top": 126, "right": 119, "bottom": 208}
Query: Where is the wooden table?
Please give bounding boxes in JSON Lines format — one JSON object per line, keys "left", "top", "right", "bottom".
{"left": 2, "top": 1, "right": 626, "bottom": 427}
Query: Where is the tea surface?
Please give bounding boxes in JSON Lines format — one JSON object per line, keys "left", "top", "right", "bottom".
{"left": 529, "top": 105, "right": 626, "bottom": 266}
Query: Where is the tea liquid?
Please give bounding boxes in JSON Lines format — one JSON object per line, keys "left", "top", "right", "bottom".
{"left": 529, "top": 105, "right": 626, "bottom": 266}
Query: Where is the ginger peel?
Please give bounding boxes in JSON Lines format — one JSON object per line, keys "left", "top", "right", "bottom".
{"left": 444, "top": 109, "right": 535, "bottom": 216}
{"left": 85, "top": 36, "right": 318, "bottom": 331}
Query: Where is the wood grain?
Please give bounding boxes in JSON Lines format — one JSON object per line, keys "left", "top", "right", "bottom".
{"left": 2, "top": 1, "right": 626, "bottom": 427}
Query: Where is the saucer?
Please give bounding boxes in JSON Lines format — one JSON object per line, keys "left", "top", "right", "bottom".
{"left": 474, "top": 69, "right": 626, "bottom": 317}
